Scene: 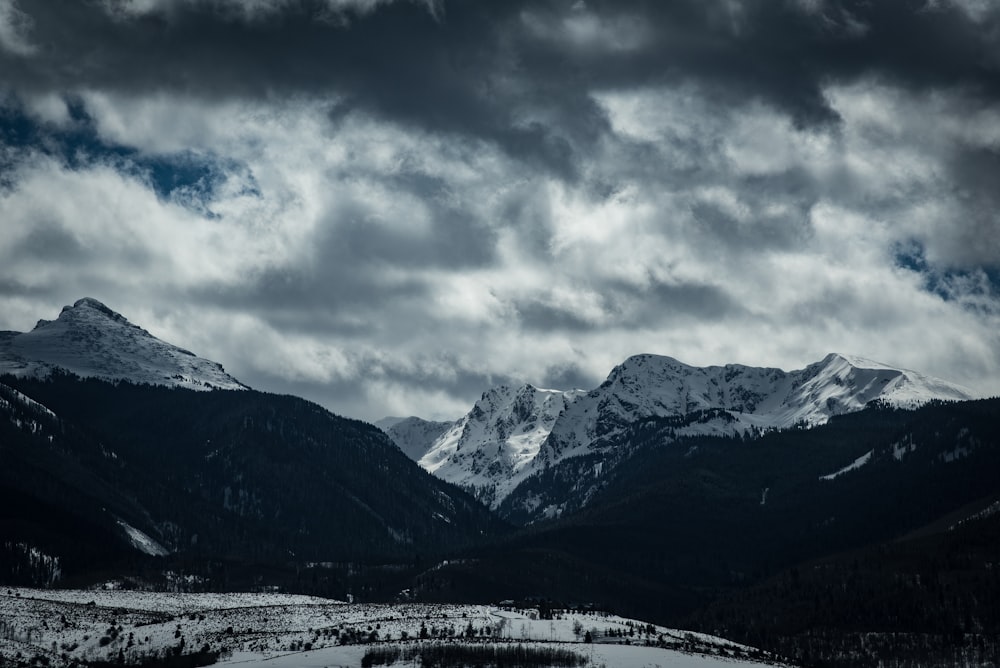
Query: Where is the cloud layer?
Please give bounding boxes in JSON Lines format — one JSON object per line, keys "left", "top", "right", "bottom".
{"left": 1, "top": 0, "right": 999, "bottom": 420}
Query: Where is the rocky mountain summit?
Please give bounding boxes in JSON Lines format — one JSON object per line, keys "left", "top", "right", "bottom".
{"left": 0, "top": 298, "right": 246, "bottom": 391}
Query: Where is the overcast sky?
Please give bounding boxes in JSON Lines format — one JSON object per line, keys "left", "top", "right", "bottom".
{"left": 2, "top": 0, "right": 999, "bottom": 421}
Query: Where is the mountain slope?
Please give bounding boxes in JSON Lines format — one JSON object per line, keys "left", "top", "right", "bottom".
{"left": 0, "top": 298, "right": 245, "bottom": 391}
{"left": 1, "top": 373, "right": 508, "bottom": 589}
{"left": 687, "top": 489, "right": 1000, "bottom": 667}
{"left": 417, "top": 385, "right": 586, "bottom": 506}
{"left": 376, "top": 416, "right": 456, "bottom": 461}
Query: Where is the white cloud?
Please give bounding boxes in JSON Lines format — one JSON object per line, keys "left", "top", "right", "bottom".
{"left": 2, "top": 75, "right": 999, "bottom": 420}
{"left": 21, "top": 93, "right": 71, "bottom": 126}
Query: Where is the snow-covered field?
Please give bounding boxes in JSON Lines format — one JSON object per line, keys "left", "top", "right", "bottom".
{"left": 0, "top": 588, "right": 790, "bottom": 667}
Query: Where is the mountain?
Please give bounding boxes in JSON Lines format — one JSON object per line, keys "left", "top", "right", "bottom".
{"left": 394, "top": 353, "right": 979, "bottom": 519}
{"left": 1, "top": 373, "right": 508, "bottom": 590}
{"left": 0, "top": 299, "right": 507, "bottom": 591}
{"left": 375, "top": 416, "right": 455, "bottom": 461}
{"left": 417, "top": 385, "right": 586, "bottom": 507}
{"left": 0, "top": 297, "right": 246, "bottom": 391}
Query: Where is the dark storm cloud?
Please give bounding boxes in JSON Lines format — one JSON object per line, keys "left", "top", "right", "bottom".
{"left": 515, "top": 277, "right": 741, "bottom": 333}
{"left": 182, "top": 162, "right": 500, "bottom": 327}
{"left": 638, "top": 279, "right": 742, "bottom": 322}
{"left": 516, "top": 299, "right": 598, "bottom": 332}
{"left": 536, "top": 361, "right": 600, "bottom": 393}
{"left": 5, "top": 0, "right": 1000, "bottom": 276}
{"left": 324, "top": 199, "right": 498, "bottom": 270}
{"left": 239, "top": 349, "right": 523, "bottom": 420}
{"left": 0, "top": 0, "right": 585, "bottom": 177}
{"left": 0, "top": 277, "right": 59, "bottom": 300}
{"left": 9, "top": 221, "right": 88, "bottom": 261}
{"left": 3, "top": 0, "right": 1000, "bottom": 417}
{"left": 689, "top": 175, "right": 817, "bottom": 251}
{"left": 943, "top": 145, "right": 1000, "bottom": 267}
{"left": 187, "top": 258, "right": 431, "bottom": 336}
{"left": 4, "top": 0, "right": 999, "bottom": 171}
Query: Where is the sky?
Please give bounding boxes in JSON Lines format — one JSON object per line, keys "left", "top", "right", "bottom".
{"left": 1, "top": 0, "right": 999, "bottom": 422}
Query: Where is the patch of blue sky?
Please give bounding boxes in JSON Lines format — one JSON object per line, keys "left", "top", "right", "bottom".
{"left": 0, "top": 98, "right": 258, "bottom": 214}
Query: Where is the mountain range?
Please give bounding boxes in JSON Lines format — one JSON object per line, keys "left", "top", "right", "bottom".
{"left": 3, "top": 298, "right": 999, "bottom": 668}
{"left": 383, "top": 350, "right": 979, "bottom": 521}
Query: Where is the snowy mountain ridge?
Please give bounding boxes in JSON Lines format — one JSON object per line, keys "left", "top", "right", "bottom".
{"left": 396, "top": 352, "right": 979, "bottom": 510}
{"left": 0, "top": 298, "right": 246, "bottom": 391}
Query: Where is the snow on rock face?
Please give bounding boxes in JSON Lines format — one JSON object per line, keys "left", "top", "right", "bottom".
{"left": 819, "top": 449, "right": 874, "bottom": 481}
{"left": 377, "top": 416, "right": 456, "bottom": 462}
{"left": 414, "top": 353, "right": 979, "bottom": 510}
{"left": 0, "top": 298, "right": 246, "bottom": 391}
{"left": 799, "top": 353, "right": 977, "bottom": 413}
{"left": 116, "top": 519, "right": 170, "bottom": 557}
{"left": 417, "top": 384, "right": 585, "bottom": 507}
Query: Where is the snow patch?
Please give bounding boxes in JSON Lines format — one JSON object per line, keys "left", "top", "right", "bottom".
{"left": 116, "top": 519, "right": 170, "bottom": 557}
{"left": 892, "top": 435, "right": 917, "bottom": 461}
{"left": 819, "top": 450, "right": 873, "bottom": 481}
{"left": 0, "top": 382, "right": 58, "bottom": 420}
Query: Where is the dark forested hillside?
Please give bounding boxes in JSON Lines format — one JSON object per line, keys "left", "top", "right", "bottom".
{"left": 0, "top": 373, "right": 506, "bottom": 589}
{"left": 688, "top": 505, "right": 1000, "bottom": 667}
{"left": 419, "top": 398, "right": 1000, "bottom": 627}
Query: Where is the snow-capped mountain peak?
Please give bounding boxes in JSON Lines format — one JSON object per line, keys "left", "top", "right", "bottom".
{"left": 416, "top": 383, "right": 586, "bottom": 506}
{"left": 785, "top": 352, "right": 979, "bottom": 421}
{"left": 0, "top": 298, "right": 246, "bottom": 391}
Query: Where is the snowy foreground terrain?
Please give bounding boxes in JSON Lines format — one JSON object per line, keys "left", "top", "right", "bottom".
{"left": 0, "top": 588, "right": 790, "bottom": 667}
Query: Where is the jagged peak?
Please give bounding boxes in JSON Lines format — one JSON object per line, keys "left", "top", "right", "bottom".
{"left": 74, "top": 296, "right": 112, "bottom": 310}
{"left": 51, "top": 297, "right": 133, "bottom": 326}
{"left": 620, "top": 353, "right": 685, "bottom": 367}
{"left": 606, "top": 353, "right": 680, "bottom": 379}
